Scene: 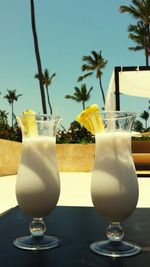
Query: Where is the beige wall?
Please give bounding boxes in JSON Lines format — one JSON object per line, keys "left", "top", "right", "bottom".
{"left": 0, "top": 140, "right": 95, "bottom": 176}
{"left": 0, "top": 139, "right": 149, "bottom": 176}
{"left": 0, "top": 139, "right": 22, "bottom": 176}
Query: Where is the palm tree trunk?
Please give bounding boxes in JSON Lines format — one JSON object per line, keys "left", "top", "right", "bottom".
{"left": 11, "top": 102, "right": 14, "bottom": 127}
{"left": 146, "top": 24, "right": 150, "bottom": 66}
{"left": 46, "top": 86, "right": 52, "bottom": 115}
{"left": 30, "top": 0, "right": 47, "bottom": 114}
{"left": 98, "top": 76, "right": 105, "bottom": 105}
{"left": 145, "top": 119, "right": 147, "bottom": 129}
{"left": 145, "top": 51, "right": 149, "bottom": 66}
{"left": 82, "top": 101, "right": 85, "bottom": 110}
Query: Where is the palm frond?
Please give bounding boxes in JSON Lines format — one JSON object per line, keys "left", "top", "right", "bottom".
{"left": 74, "top": 86, "right": 82, "bottom": 97}
{"left": 44, "top": 69, "right": 49, "bottom": 77}
{"left": 119, "top": 5, "right": 142, "bottom": 20}
{"left": 128, "top": 45, "right": 144, "bottom": 51}
{"left": 91, "top": 50, "right": 100, "bottom": 61}
{"left": 120, "top": 0, "right": 150, "bottom": 24}
{"left": 83, "top": 55, "right": 96, "bottom": 67}
{"left": 81, "top": 64, "right": 95, "bottom": 71}
{"left": 87, "top": 86, "right": 93, "bottom": 97}
{"left": 65, "top": 95, "right": 78, "bottom": 101}
{"left": 77, "top": 76, "right": 84, "bottom": 82}
{"left": 77, "top": 72, "right": 93, "bottom": 82}
{"left": 50, "top": 73, "right": 56, "bottom": 79}
{"left": 34, "top": 73, "right": 39, "bottom": 78}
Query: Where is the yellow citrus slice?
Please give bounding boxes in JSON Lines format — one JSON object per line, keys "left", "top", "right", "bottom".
{"left": 20, "top": 109, "right": 37, "bottom": 136}
{"left": 76, "top": 104, "right": 104, "bottom": 134}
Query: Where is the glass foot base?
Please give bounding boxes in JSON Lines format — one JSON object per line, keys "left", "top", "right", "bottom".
{"left": 90, "top": 240, "right": 141, "bottom": 257}
{"left": 13, "top": 235, "right": 61, "bottom": 251}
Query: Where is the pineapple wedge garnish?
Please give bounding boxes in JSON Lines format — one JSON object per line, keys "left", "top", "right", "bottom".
{"left": 20, "top": 109, "right": 37, "bottom": 136}
{"left": 76, "top": 104, "right": 104, "bottom": 134}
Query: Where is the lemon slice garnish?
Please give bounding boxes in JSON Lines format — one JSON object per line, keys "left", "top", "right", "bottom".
{"left": 76, "top": 104, "right": 104, "bottom": 134}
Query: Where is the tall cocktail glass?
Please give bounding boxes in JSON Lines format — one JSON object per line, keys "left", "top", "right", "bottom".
{"left": 90, "top": 111, "right": 141, "bottom": 257}
{"left": 13, "top": 114, "right": 62, "bottom": 250}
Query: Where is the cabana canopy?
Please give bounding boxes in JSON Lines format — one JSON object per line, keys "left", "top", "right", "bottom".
{"left": 105, "top": 66, "right": 150, "bottom": 111}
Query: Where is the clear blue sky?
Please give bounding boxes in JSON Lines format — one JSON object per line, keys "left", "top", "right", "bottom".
{"left": 0, "top": 0, "right": 149, "bottom": 128}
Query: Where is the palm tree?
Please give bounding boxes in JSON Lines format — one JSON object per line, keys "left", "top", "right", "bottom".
{"left": 30, "top": 0, "right": 47, "bottom": 113}
{"left": 35, "top": 69, "right": 56, "bottom": 115}
{"left": 140, "top": 110, "right": 149, "bottom": 129}
{"left": 119, "top": 0, "right": 150, "bottom": 66}
{"left": 0, "top": 110, "right": 9, "bottom": 125}
{"left": 78, "top": 50, "right": 107, "bottom": 105}
{"left": 119, "top": 0, "right": 150, "bottom": 24}
{"left": 4, "top": 90, "right": 22, "bottom": 127}
{"left": 128, "top": 21, "right": 150, "bottom": 65}
{"left": 133, "top": 119, "right": 143, "bottom": 132}
{"left": 65, "top": 84, "right": 93, "bottom": 110}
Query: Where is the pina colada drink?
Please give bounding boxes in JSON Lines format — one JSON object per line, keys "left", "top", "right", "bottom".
{"left": 91, "top": 131, "right": 139, "bottom": 222}
{"left": 76, "top": 107, "right": 141, "bottom": 257}
{"left": 16, "top": 136, "right": 60, "bottom": 218}
{"left": 14, "top": 113, "right": 62, "bottom": 251}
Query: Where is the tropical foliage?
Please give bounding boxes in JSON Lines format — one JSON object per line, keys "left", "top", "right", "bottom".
{"left": 4, "top": 89, "right": 22, "bottom": 127}
{"left": 56, "top": 121, "right": 95, "bottom": 144}
{"left": 78, "top": 50, "right": 108, "bottom": 105}
{"left": 35, "top": 69, "right": 56, "bottom": 115}
{"left": 140, "top": 110, "right": 149, "bottom": 129}
{"left": 133, "top": 103, "right": 150, "bottom": 132}
{"left": 65, "top": 84, "right": 93, "bottom": 110}
{"left": 128, "top": 21, "right": 150, "bottom": 62}
{"left": 0, "top": 109, "right": 21, "bottom": 142}
{"left": 119, "top": 0, "right": 150, "bottom": 66}
{"left": 133, "top": 119, "right": 143, "bottom": 132}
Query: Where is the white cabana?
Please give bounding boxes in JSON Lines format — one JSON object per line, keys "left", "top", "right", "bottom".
{"left": 105, "top": 66, "right": 150, "bottom": 111}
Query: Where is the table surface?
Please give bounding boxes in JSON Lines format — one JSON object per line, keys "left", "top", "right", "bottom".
{"left": 1, "top": 205, "right": 150, "bottom": 267}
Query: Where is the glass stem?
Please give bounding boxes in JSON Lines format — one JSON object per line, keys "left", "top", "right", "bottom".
{"left": 29, "top": 218, "right": 46, "bottom": 238}
{"left": 106, "top": 222, "right": 124, "bottom": 242}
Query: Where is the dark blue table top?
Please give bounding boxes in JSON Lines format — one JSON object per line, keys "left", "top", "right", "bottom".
{"left": 0, "top": 205, "right": 150, "bottom": 266}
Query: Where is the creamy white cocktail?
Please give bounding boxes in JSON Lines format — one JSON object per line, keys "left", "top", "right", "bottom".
{"left": 16, "top": 136, "right": 60, "bottom": 218}
{"left": 91, "top": 131, "right": 138, "bottom": 222}
{"left": 13, "top": 113, "right": 62, "bottom": 251}
{"left": 89, "top": 111, "right": 141, "bottom": 257}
